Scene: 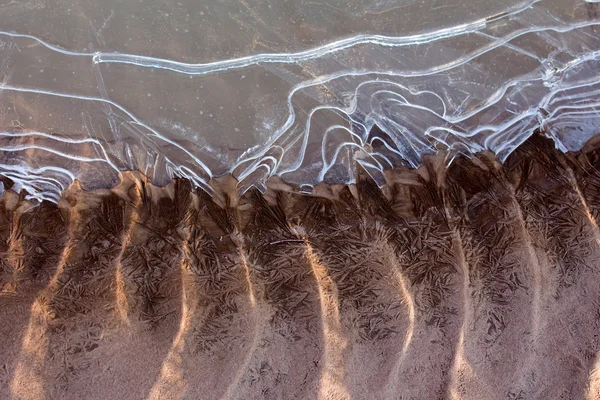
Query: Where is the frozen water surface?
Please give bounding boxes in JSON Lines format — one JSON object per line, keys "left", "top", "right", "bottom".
{"left": 0, "top": 0, "right": 599, "bottom": 201}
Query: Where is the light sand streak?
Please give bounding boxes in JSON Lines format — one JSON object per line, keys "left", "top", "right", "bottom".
{"left": 222, "top": 232, "right": 261, "bottom": 400}
{"left": 383, "top": 248, "right": 416, "bottom": 397}
{"left": 587, "top": 353, "right": 600, "bottom": 400}
{"left": 302, "top": 237, "right": 349, "bottom": 400}
{"left": 567, "top": 168, "right": 600, "bottom": 244}
{"left": 9, "top": 203, "right": 76, "bottom": 400}
{"left": 145, "top": 247, "right": 192, "bottom": 400}
{"left": 508, "top": 183, "right": 545, "bottom": 392}
{"left": 448, "top": 230, "right": 475, "bottom": 400}
{"left": 112, "top": 177, "right": 143, "bottom": 326}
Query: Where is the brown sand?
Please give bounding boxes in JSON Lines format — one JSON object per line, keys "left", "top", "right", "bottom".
{"left": 2, "top": 133, "right": 600, "bottom": 399}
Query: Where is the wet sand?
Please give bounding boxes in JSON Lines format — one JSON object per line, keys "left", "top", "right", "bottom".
{"left": 2, "top": 134, "right": 600, "bottom": 399}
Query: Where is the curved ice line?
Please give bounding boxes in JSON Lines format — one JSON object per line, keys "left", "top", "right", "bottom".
{"left": 483, "top": 120, "right": 538, "bottom": 152}
{"left": 318, "top": 113, "right": 370, "bottom": 146}
{"left": 0, "top": 0, "right": 536, "bottom": 77}
{"left": 549, "top": 88, "right": 600, "bottom": 105}
{"left": 547, "top": 109, "right": 600, "bottom": 123}
{"left": 236, "top": 21, "right": 600, "bottom": 178}
{"left": 0, "top": 0, "right": 543, "bottom": 75}
{"left": 547, "top": 101, "right": 600, "bottom": 119}
{"left": 321, "top": 125, "right": 363, "bottom": 166}
{"left": 0, "top": 129, "right": 124, "bottom": 174}
{"left": 282, "top": 105, "right": 353, "bottom": 177}
{"left": 433, "top": 48, "right": 599, "bottom": 133}
{"left": 0, "top": 144, "right": 115, "bottom": 164}
{"left": 378, "top": 115, "right": 433, "bottom": 161}
{"left": 384, "top": 96, "right": 446, "bottom": 119}
{"left": 25, "top": 193, "right": 57, "bottom": 202}
{"left": 542, "top": 75, "right": 600, "bottom": 110}
{"left": 261, "top": 155, "right": 279, "bottom": 167}
{"left": 251, "top": 150, "right": 285, "bottom": 180}
{"left": 369, "top": 137, "right": 411, "bottom": 164}
{"left": 424, "top": 127, "right": 475, "bottom": 147}
{"left": 249, "top": 163, "right": 273, "bottom": 177}
{"left": 248, "top": 156, "right": 279, "bottom": 176}
{"left": 1, "top": 169, "right": 66, "bottom": 186}
{"left": 92, "top": 23, "right": 486, "bottom": 75}
{"left": 422, "top": 105, "right": 539, "bottom": 141}
{"left": 320, "top": 142, "right": 378, "bottom": 182}
{"left": 0, "top": 164, "right": 76, "bottom": 181}
{"left": 237, "top": 103, "right": 350, "bottom": 181}
{"left": 354, "top": 147, "right": 386, "bottom": 171}
{"left": 319, "top": 125, "right": 363, "bottom": 180}
{"left": 362, "top": 25, "right": 600, "bottom": 126}
{"left": 22, "top": 187, "right": 59, "bottom": 202}
{"left": 0, "top": 31, "right": 95, "bottom": 57}
{"left": 0, "top": 170, "right": 64, "bottom": 189}
{"left": 0, "top": 130, "right": 109, "bottom": 145}
{"left": 314, "top": 82, "right": 443, "bottom": 149}
{"left": 357, "top": 159, "right": 385, "bottom": 174}
{"left": 367, "top": 87, "right": 447, "bottom": 118}
{"left": 176, "top": 166, "right": 214, "bottom": 195}
{"left": 0, "top": 84, "right": 213, "bottom": 178}
{"left": 0, "top": 175, "right": 63, "bottom": 195}
{"left": 233, "top": 146, "right": 288, "bottom": 180}
{"left": 467, "top": 111, "right": 536, "bottom": 140}
{"left": 475, "top": 31, "right": 544, "bottom": 62}
{"left": 0, "top": 174, "right": 67, "bottom": 193}
{"left": 90, "top": 0, "right": 544, "bottom": 75}
{"left": 320, "top": 42, "right": 597, "bottom": 168}
{"left": 0, "top": 167, "right": 64, "bottom": 201}
{"left": 371, "top": 152, "right": 395, "bottom": 170}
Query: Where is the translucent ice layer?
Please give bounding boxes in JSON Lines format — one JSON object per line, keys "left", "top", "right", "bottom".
{"left": 0, "top": 0, "right": 599, "bottom": 201}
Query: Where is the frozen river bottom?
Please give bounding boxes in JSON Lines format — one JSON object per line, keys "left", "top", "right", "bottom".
{"left": 3, "top": 133, "right": 600, "bottom": 399}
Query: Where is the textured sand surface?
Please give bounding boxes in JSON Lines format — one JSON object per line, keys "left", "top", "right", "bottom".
{"left": 2, "top": 134, "right": 600, "bottom": 399}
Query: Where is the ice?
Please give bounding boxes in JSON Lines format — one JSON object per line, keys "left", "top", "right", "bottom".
{"left": 0, "top": 0, "right": 598, "bottom": 200}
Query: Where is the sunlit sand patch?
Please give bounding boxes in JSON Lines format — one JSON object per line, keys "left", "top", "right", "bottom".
{"left": 9, "top": 300, "right": 50, "bottom": 400}
{"left": 112, "top": 192, "right": 141, "bottom": 327}
{"left": 396, "top": 268, "right": 414, "bottom": 357}
{"left": 222, "top": 233, "right": 261, "bottom": 399}
{"left": 449, "top": 329, "right": 476, "bottom": 400}
{"left": 566, "top": 168, "right": 600, "bottom": 243}
{"left": 9, "top": 203, "right": 76, "bottom": 400}
{"left": 509, "top": 185, "right": 543, "bottom": 335}
{"left": 587, "top": 352, "right": 600, "bottom": 400}
{"left": 237, "top": 236, "right": 256, "bottom": 308}
{"left": 506, "top": 181, "right": 549, "bottom": 395}
{"left": 302, "top": 236, "right": 349, "bottom": 400}
{"left": 146, "top": 264, "right": 191, "bottom": 400}
{"left": 114, "top": 266, "right": 131, "bottom": 326}
{"left": 111, "top": 173, "right": 161, "bottom": 326}
{"left": 383, "top": 249, "right": 415, "bottom": 394}
{"left": 448, "top": 229, "right": 475, "bottom": 399}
